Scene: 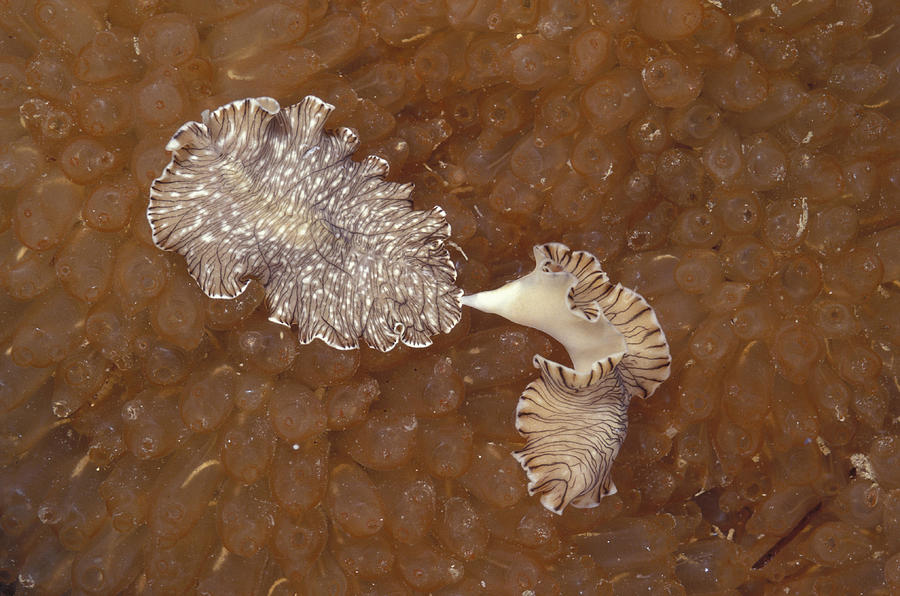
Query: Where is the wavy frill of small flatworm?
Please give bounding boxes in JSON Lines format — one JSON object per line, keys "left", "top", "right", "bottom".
{"left": 535, "top": 243, "right": 672, "bottom": 400}
{"left": 507, "top": 243, "right": 671, "bottom": 514}
{"left": 148, "top": 96, "right": 462, "bottom": 351}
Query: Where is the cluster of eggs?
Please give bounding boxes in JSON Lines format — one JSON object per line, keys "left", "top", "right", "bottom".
{"left": 0, "top": 0, "right": 898, "bottom": 594}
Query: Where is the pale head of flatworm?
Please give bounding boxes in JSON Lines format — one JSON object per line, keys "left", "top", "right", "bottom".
{"left": 462, "top": 243, "right": 671, "bottom": 514}
{"left": 148, "top": 96, "right": 462, "bottom": 351}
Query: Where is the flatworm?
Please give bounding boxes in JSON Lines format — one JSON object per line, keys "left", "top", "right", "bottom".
{"left": 148, "top": 96, "right": 462, "bottom": 351}
{"left": 462, "top": 243, "right": 672, "bottom": 513}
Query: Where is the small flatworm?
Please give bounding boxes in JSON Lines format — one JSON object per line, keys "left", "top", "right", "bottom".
{"left": 463, "top": 243, "right": 672, "bottom": 513}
